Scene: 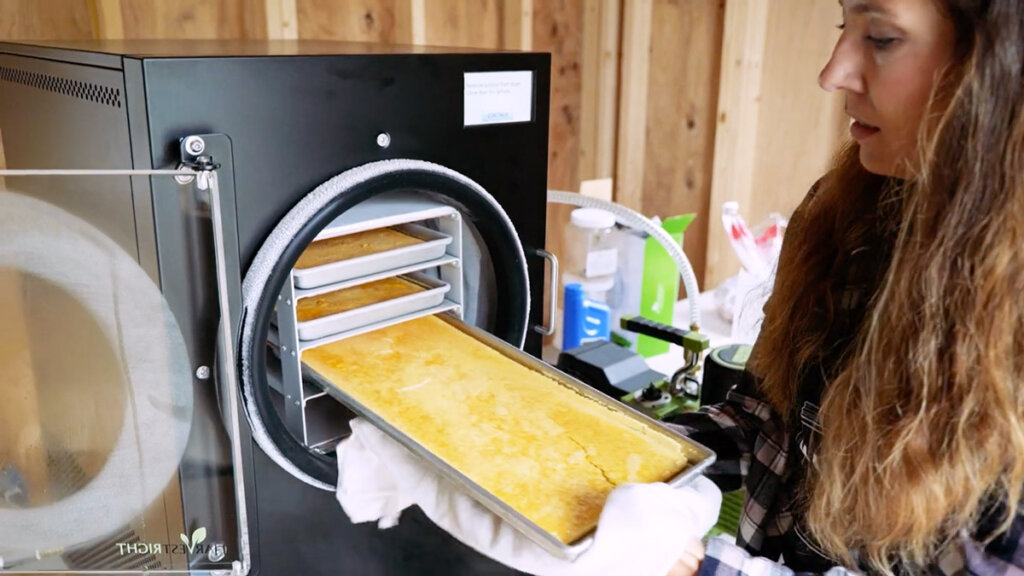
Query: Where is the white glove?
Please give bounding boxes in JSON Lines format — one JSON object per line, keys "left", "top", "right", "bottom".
{"left": 337, "top": 418, "right": 722, "bottom": 576}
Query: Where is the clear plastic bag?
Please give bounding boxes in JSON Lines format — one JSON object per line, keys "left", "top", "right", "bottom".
{"left": 716, "top": 203, "right": 788, "bottom": 343}
{"left": 720, "top": 202, "right": 788, "bottom": 279}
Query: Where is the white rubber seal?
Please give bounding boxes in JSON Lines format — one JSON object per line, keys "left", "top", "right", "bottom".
{"left": 240, "top": 159, "right": 529, "bottom": 489}
{"left": 0, "top": 192, "right": 194, "bottom": 551}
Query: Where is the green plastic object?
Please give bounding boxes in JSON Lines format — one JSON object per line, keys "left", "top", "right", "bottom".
{"left": 636, "top": 214, "right": 695, "bottom": 357}
{"left": 710, "top": 490, "right": 745, "bottom": 538}
{"left": 620, "top": 380, "right": 696, "bottom": 420}
{"left": 682, "top": 331, "right": 710, "bottom": 355}
{"left": 611, "top": 213, "right": 696, "bottom": 358}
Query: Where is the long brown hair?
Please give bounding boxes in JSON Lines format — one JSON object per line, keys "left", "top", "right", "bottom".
{"left": 749, "top": 0, "right": 1024, "bottom": 571}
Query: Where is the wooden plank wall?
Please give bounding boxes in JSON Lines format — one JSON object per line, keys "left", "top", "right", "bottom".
{"left": 577, "top": 0, "right": 619, "bottom": 181}
{"left": 636, "top": 0, "right": 725, "bottom": 289}
{"left": 0, "top": 0, "right": 95, "bottom": 39}
{"left": 117, "top": 0, "right": 267, "bottom": 39}
{"left": 0, "top": 0, "right": 846, "bottom": 294}
{"left": 704, "top": 0, "right": 846, "bottom": 288}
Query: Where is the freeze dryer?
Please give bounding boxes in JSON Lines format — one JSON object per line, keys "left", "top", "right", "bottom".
{"left": 0, "top": 39, "right": 552, "bottom": 575}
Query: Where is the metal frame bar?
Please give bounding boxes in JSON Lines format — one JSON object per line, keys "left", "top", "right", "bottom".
{"left": 276, "top": 277, "right": 308, "bottom": 443}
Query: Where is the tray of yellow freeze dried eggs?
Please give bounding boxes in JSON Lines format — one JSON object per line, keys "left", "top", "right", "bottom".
{"left": 301, "top": 313, "right": 716, "bottom": 559}
{"left": 294, "top": 272, "right": 450, "bottom": 341}
{"left": 292, "top": 223, "right": 452, "bottom": 289}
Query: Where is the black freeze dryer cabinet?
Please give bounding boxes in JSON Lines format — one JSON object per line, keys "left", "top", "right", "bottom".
{"left": 0, "top": 40, "right": 552, "bottom": 576}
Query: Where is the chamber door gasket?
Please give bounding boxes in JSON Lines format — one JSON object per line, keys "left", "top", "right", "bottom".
{"left": 239, "top": 160, "right": 530, "bottom": 489}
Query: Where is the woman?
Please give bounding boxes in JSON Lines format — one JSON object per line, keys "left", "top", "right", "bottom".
{"left": 669, "top": 0, "right": 1024, "bottom": 574}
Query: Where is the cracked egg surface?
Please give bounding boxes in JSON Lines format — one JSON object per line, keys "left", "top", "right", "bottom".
{"left": 302, "top": 315, "right": 691, "bottom": 544}
{"left": 295, "top": 227, "right": 421, "bottom": 270}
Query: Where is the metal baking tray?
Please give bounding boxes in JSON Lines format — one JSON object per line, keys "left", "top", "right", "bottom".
{"left": 292, "top": 223, "right": 452, "bottom": 289}
{"left": 303, "top": 312, "right": 716, "bottom": 560}
{"left": 296, "top": 273, "right": 450, "bottom": 341}
{"left": 296, "top": 300, "right": 461, "bottom": 352}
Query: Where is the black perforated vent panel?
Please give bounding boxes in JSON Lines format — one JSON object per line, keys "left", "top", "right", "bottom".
{"left": 0, "top": 66, "right": 122, "bottom": 108}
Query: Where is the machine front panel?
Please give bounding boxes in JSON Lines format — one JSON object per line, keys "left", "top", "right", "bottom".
{"left": 140, "top": 52, "right": 550, "bottom": 356}
{"left": 1, "top": 43, "right": 552, "bottom": 576}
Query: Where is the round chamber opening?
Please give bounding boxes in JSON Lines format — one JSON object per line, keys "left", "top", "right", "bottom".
{"left": 240, "top": 162, "right": 530, "bottom": 489}
{"left": 0, "top": 269, "right": 126, "bottom": 509}
{"left": 262, "top": 190, "right": 501, "bottom": 455}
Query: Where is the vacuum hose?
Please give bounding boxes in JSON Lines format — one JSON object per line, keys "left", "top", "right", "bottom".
{"left": 547, "top": 190, "right": 702, "bottom": 330}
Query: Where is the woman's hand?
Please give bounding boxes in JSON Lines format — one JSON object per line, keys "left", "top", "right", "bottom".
{"left": 665, "top": 536, "right": 704, "bottom": 576}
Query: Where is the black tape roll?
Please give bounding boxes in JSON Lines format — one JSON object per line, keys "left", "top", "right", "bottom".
{"left": 700, "top": 344, "right": 751, "bottom": 407}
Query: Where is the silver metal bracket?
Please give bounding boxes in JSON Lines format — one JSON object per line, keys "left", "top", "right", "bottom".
{"left": 177, "top": 135, "right": 222, "bottom": 190}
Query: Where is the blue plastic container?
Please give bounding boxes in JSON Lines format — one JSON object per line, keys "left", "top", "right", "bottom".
{"left": 562, "top": 283, "right": 612, "bottom": 351}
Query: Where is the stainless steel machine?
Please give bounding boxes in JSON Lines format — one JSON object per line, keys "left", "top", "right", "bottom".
{"left": 0, "top": 39, "right": 553, "bottom": 575}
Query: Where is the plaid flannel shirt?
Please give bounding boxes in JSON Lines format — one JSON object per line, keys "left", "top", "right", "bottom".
{"left": 670, "top": 385, "right": 1024, "bottom": 576}
{"left": 668, "top": 186, "right": 1024, "bottom": 575}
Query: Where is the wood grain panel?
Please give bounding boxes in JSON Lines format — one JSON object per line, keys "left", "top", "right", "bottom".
{"left": 502, "top": 0, "right": 532, "bottom": 50}
{"left": 578, "top": 0, "right": 601, "bottom": 181}
{"left": 0, "top": 0, "right": 94, "bottom": 40}
{"left": 422, "top": 0, "right": 502, "bottom": 48}
{"left": 578, "top": 0, "right": 620, "bottom": 182}
{"left": 297, "top": 0, "right": 411, "bottom": 43}
{"left": 705, "top": 0, "right": 844, "bottom": 288}
{"left": 643, "top": 0, "right": 724, "bottom": 289}
{"left": 705, "top": 0, "right": 769, "bottom": 288}
{"left": 92, "top": 0, "right": 125, "bottom": 39}
{"left": 265, "top": 0, "right": 297, "bottom": 39}
{"left": 119, "top": 0, "right": 265, "bottom": 39}
{"left": 749, "top": 0, "right": 845, "bottom": 222}
{"left": 244, "top": 0, "right": 268, "bottom": 38}
{"left": 533, "top": 0, "right": 583, "bottom": 192}
{"left": 535, "top": 0, "right": 585, "bottom": 347}
{"left": 613, "top": 0, "right": 651, "bottom": 211}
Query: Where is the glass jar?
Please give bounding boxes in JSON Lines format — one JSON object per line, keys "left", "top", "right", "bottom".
{"left": 563, "top": 207, "right": 618, "bottom": 285}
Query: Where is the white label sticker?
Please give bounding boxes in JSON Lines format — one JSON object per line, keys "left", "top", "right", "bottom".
{"left": 464, "top": 71, "right": 533, "bottom": 126}
{"left": 585, "top": 248, "right": 618, "bottom": 278}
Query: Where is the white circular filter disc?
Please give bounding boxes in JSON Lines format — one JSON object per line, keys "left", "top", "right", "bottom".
{"left": 0, "top": 192, "right": 194, "bottom": 552}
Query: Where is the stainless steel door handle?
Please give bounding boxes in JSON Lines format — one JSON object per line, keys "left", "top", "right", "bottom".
{"left": 533, "top": 248, "right": 559, "bottom": 336}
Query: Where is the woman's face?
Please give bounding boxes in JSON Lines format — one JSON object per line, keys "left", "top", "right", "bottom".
{"left": 819, "top": 0, "right": 957, "bottom": 177}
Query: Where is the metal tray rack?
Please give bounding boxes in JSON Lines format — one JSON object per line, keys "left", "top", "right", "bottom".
{"left": 271, "top": 195, "right": 716, "bottom": 558}
{"left": 275, "top": 193, "right": 464, "bottom": 448}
